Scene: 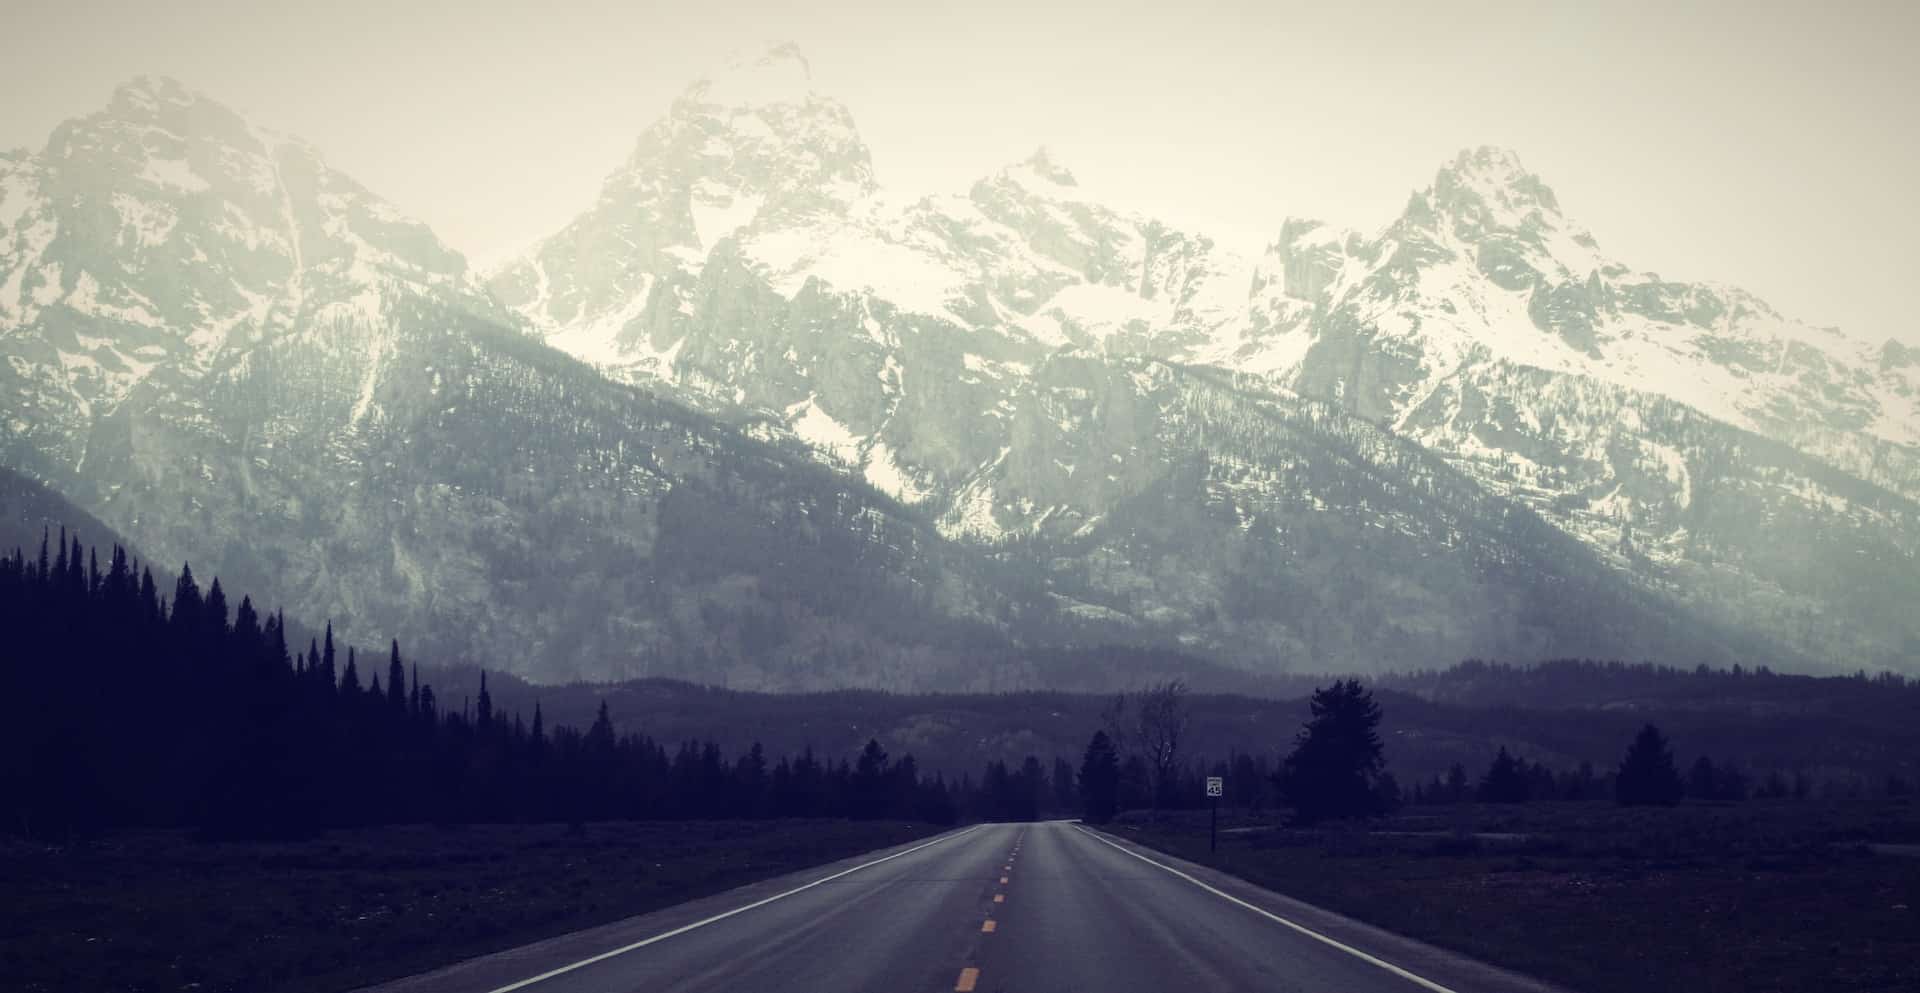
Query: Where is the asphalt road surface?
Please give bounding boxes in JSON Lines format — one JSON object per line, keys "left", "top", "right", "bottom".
{"left": 364, "top": 821, "right": 1567, "bottom": 993}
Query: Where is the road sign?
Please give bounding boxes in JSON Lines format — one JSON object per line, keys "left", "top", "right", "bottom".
{"left": 1206, "top": 776, "right": 1223, "bottom": 797}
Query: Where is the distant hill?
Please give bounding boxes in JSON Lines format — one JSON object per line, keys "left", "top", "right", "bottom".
{"left": 447, "top": 660, "right": 1920, "bottom": 787}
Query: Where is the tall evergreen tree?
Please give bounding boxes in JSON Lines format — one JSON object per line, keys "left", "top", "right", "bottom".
{"left": 1078, "top": 730, "right": 1121, "bottom": 824}
{"left": 387, "top": 641, "right": 406, "bottom": 713}
{"left": 851, "top": 738, "right": 890, "bottom": 819}
{"left": 320, "top": 623, "right": 338, "bottom": 691}
{"left": 1478, "top": 746, "right": 1530, "bottom": 803}
{"left": 204, "top": 578, "right": 229, "bottom": 638}
{"left": 139, "top": 568, "right": 158, "bottom": 623}
{"left": 171, "top": 563, "right": 201, "bottom": 635}
{"left": 1274, "top": 679, "right": 1389, "bottom": 823}
{"left": 1616, "top": 724, "right": 1684, "bottom": 806}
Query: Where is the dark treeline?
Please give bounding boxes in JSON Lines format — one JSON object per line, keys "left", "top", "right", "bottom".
{"left": 0, "top": 531, "right": 1089, "bottom": 839}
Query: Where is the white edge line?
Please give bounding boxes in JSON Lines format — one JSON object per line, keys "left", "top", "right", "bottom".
{"left": 1073, "top": 824, "right": 1461, "bottom": 993}
{"left": 486, "top": 825, "right": 981, "bottom": 993}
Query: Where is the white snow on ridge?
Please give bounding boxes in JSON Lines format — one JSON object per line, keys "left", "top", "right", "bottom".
{"left": 1040, "top": 281, "right": 1161, "bottom": 340}
{"left": 0, "top": 169, "right": 38, "bottom": 229}
{"left": 691, "top": 187, "right": 763, "bottom": 252}
{"left": 112, "top": 193, "right": 177, "bottom": 248}
{"left": 938, "top": 449, "right": 1012, "bottom": 542}
{"left": 863, "top": 440, "right": 931, "bottom": 505}
{"left": 786, "top": 394, "right": 865, "bottom": 464}
{"left": 139, "top": 155, "right": 208, "bottom": 193}
{"left": 746, "top": 220, "right": 973, "bottom": 328}
{"left": 66, "top": 270, "right": 163, "bottom": 327}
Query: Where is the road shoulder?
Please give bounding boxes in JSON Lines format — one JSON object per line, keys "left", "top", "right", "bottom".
{"left": 1078, "top": 823, "right": 1575, "bottom": 993}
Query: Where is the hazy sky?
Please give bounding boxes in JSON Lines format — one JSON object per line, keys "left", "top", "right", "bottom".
{"left": 5, "top": 0, "right": 1917, "bottom": 344}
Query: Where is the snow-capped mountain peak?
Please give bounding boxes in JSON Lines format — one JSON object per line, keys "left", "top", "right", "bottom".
{"left": 1014, "top": 146, "right": 1079, "bottom": 188}
{"left": 1430, "top": 145, "right": 1562, "bottom": 216}
{"left": 0, "top": 76, "right": 497, "bottom": 470}
{"left": 488, "top": 44, "right": 877, "bottom": 368}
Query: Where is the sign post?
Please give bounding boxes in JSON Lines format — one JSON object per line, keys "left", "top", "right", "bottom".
{"left": 1205, "top": 776, "right": 1223, "bottom": 853}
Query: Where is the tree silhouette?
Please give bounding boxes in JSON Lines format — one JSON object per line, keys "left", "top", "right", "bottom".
{"left": 1078, "top": 730, "right": 1121, "bottom": 823}
{"left": 386, "top": 641, "right": 406, "bottom": 713}
{"left": 851, "top": 738, "right": 890, "bottom": 819}
{"left": 0, "top": 536, "right": 1003, "bottom": 837}
{"left": 1478, "top": 746, "right": 1530, "bottom": 803}
{"left": 1616, "top": 724, "right": 1684, "bottom": 806}
{"left": 1274, "top": 679, "right": 1388, "bottom": 823}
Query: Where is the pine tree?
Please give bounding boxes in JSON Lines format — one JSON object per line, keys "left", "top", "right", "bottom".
{"left": 587, "top": 701, "right": 615, "bottom": 753}
{"left": 320, "top": 623, "right": 338, "bottom": 691}
{"left": 233, "top": 596, "right": 261, "bottom": 661}
{"left": 1274, "top": 679, "right": 1389, "bottom": 823}
{"left": 386, "top": 641, "right": 406, "bottom": 713}
{"left": 139, "top": 568, "right": 158, "bottom": 624}
{"left": 1478, "top": 747, "right": 1530, "bottom": 803}
{"left": 1616, "top": 724, "right": 1684, "bottom": 806}
{"left": 1078, "top": 730, "right": 1121, "bottom": 824}
{"left": 267, "top": 609, "right": 288, "bottom": 670}
{"left": 204, "top": 578, "right": 229, "bottom": 638}
{"left": 171, "top": 563, "right": 202, "bottom": 635}
{"left": 851, "top": 738, "right": 890, "bottom": 819}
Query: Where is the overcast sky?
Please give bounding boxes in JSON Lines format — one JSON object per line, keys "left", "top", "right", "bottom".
{"left": 4, "top": 0, "right": 1916, "bottom": 345}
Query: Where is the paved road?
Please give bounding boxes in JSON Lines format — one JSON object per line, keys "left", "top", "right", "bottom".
{"left": 365, "top": 821, "right": 1566, "bottom": 993}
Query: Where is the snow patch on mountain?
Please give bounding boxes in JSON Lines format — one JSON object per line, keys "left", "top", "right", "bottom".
{"left": 786, "top": 394, "right": 864, "bottom": 464}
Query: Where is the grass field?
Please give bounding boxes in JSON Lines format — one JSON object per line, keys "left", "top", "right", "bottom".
{"left": 1108, "top": 799, "right": 1920, "bottom": 993}
{"left": 0, "top": 819, "right": 943, "bottom": 993}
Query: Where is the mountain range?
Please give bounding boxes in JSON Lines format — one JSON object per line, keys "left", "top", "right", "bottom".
{"left": 2, "top": 45, "right": 1914, "bottom": 687}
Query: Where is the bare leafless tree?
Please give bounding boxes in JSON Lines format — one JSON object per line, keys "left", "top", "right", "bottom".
{"left": 1135, "top": 679, "right": 1189, "bottom": 807}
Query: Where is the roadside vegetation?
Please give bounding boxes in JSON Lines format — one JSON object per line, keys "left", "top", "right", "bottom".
{"left": 1108, "top": 800, "right": 1920, "bottom": 993}
{"left": 1097, "top": 680, "right": 1920, "bottom": 993}
{"left": 0, "top": 819, "right": 943, "bottom": 993}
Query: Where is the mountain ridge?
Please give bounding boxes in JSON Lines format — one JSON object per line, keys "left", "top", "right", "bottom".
{"left": 1, "top": 54, "right": 1914, "bottom": 685}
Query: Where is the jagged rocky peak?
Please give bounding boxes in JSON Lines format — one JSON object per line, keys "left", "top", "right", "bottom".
{"left": 0, "top": 72, "right": 497, "bottom": 459}
{"left": 1430, "top": 145, "right": 1563, "bottom": 218}
{"left": 491, "top": 42, "right": 881, "bottom": 344}
{"left": 1254, "top": 217, "right": 1357, "bottom": 304}
{"left": 104, "top": 74, "right": 207, "bottom": 123}
{"left": 1015, "top": 145, "right": 1079, "bottom": 188}
{"left": 653, "top": 42, "right": 875, "bottom": 204}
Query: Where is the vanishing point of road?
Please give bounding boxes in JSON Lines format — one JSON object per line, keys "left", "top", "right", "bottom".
{"left": 362, "top": 821, "right": 1566, "bottom": 993}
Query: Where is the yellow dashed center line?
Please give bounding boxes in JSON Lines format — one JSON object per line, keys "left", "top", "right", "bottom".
{"left": 993, "top": 893, "right": 1005, "bottom": 903}
{"left": 999, "top": 875, "right": 1009, "bottom": 884}
{"left": 956, "top": 966, "right": 980, "bottom": 991}
{"left": 981, "top": 919, "right": 997, "bottom": 933}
